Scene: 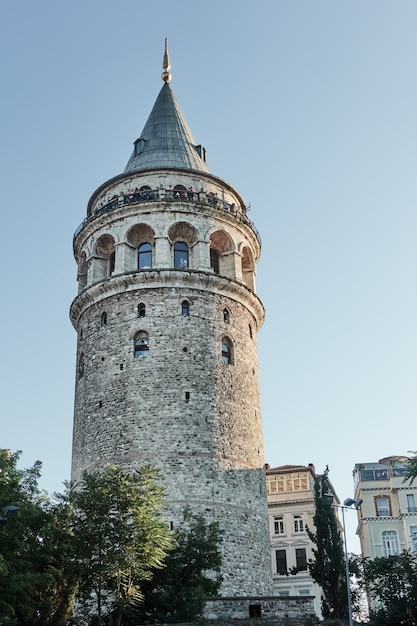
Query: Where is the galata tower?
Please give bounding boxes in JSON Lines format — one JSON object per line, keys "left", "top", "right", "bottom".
{"left": 70, "top": 42, "right": 273, "bottom": 596}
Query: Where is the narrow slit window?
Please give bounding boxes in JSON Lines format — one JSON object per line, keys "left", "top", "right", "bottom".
{"left": 138, "top": 303, "right": 146, "bottom": 318}
{"left": 101, "top": 312, "right": 107, "bottom": 326}
{"left": 108, "top": 251, "right": 116, "bottom": 276}
{"left": 182, "top": 300, "right": 190, "bottom": 316}
{"left": 221, "top": 338, "right": 233, "bottom": 364}
{"left": 210, "top": 248, "right": 220, "bottom": 274}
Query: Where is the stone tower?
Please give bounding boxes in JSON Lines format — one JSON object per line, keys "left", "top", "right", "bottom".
{"left": 70, "top": 44, "right": 273, "bottom": 596}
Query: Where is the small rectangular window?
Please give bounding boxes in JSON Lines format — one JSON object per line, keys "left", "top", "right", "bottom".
{"left": 249, "top": 604, "right": 261, "bottom": 619}
{"left": 274, "top": 516, "right": 284, "bottom": 535}
{"left": 293, "top": 515, "right": 304, "bottom": 533}
{"left": 375, "top": 496, "right": 390, "bottom": 517}
{"left": 407, "top": 494, "right": 416, "bottom": 512}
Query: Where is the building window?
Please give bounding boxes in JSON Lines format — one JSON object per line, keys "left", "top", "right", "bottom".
{"left": 249, "top": 323, "right": 253, "bottom": 339}
{"left": 274, "top": 516, "right": 284, "bottom": 535}
{"left": 221, "top": 338, "right": 233, "bottom": 364}
{"left": 181, "top": 300, "right": 190, "bottom": 316}
{"left": 407, "top": 494, "right": 416, "bottom": 513}
{"left": 266, "top": 472, "right": 309, "bottom": 495}
{"left": 249, "top": 604, "right": 261, "bottom": 619}
{"left": 174, "top": 242, "right": 189, "bottom": 269}
{"left": 295, "top": 548, "right": 308, "bottom": 571}
{"left": 101, "top": 312, "right": 107, "bottom": 326}
{"left": 275, "top": 549, "right": 287, "bottom": 575}
{"left": 382, "top": 530, "right": 399, "bottom": 556}
{"left": 109, "top": 251, "right": 116, "bottom": 276}
{"left": 293, "top": 515, "right": 304, "bottom": 533}
{"left": 375, "top": 496, "right": 391, "bottom": 517}
{"left": 409, "top": 526, "right": 417, "bottom": 553}
{"left": 134, "top": 332, "right": 149, "bottom": 358}
{"left": 223, "top": 308, "right": 230, "bottom": 323}
{"left": 138, "top": 242, "right": 152, "bottom": 269}
{"left": 210, "top": 248, "right": 220, "bottom": 274}
{"left": 138, "top": 303, "right": 146, "bottom": 318}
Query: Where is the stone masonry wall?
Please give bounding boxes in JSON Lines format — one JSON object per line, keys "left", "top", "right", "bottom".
{"left": 72, "top": 282, "right": 272, "bottom": 596}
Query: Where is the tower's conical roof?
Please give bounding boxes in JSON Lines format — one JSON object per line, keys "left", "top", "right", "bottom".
{"left": 124, "top": 82, "right": 209, "bottom": 174}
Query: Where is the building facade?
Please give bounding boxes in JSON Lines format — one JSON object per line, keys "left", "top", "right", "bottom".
{"left": 70, "top": 45, "right": 273, "bottom": 597}
{"left": 354, "top": 455, "right": 417, "bottom": 559}
{"left": 265, "top": 464, "right": 325, "bottom": 618}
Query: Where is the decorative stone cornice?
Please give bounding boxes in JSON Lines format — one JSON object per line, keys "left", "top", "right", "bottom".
{"left": 70, "top": 269, "right": 265, "bottom": 328}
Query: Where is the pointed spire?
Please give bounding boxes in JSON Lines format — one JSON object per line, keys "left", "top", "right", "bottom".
{"left": 161, "top": 38, "right": 171, "bottom": 83}
{"left": 124, "top": 42, "right": 208, "bottom": 174}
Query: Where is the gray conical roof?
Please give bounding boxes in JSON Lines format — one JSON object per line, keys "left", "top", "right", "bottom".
{"left": 124, "top": 82, "right": 209, "bottom": 173}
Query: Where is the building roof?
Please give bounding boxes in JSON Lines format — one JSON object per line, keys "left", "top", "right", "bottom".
{"left": 124, "top": 82, "right": 209, "bottom": 174}
{"left": 265, "top": 463, "right": 316, "bottom": 473}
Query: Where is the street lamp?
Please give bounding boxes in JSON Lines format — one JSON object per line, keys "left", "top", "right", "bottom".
{"left": 0, "top": 505, "right": 19, "bottom": 522}
{"left": 324, "top": 495, "right": 362, "bottom": 626}
{"left": 341, "top": 498, "right": 362, "bottom": 626}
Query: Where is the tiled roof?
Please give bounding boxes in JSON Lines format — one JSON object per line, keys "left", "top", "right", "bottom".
{"left": 124, "top": 83, "right": 209, "bottom": 174}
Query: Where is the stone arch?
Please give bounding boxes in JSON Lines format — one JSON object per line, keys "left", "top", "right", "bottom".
{"left": 210, "top": 229, "right": 235, "bottom": 279}
{"left": 126, "top": 223, "right": 155, "bottom": 247}
{"left": 94, "top": 234, "right": 116, "bottom": 280}
{"left": 168, "top": 222, "right": 198, "bottom": 270}
{"left": 126, "top": 224, "right": 156, "bottom": 271}
{"left": 241, "top": 246, "right": 255, "bottom": 291}
{"left": 168, "top": 221, "right": 198, "bottom": 245}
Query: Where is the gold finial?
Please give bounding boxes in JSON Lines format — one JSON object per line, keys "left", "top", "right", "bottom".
{"left": 161, "top": 38, "right": 172, "bottom": 83}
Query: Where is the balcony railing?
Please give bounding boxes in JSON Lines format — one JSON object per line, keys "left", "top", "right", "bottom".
{"left": 74, "top": 187, "right": 261, "bottom": 244}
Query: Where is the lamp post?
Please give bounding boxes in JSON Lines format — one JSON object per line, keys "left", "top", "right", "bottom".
{"left": 323, "top": 495, "right": 362, "bottom": 626}
{"left": 340, "top": 498, "right": 363, "bottom": 626}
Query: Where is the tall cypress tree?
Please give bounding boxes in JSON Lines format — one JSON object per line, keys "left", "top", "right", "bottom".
{"left": 307, "top": 467, "right": 348, "bottom": 619}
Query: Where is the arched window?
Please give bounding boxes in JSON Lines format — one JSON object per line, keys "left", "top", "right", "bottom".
{"left": 134, "top": 332, "right": 149, "bottom": 358}
{"left": 182, "top": 300, "right": 190, "bottom": 316}
{"left": 173, "top": 184, "right": 188, "bottom": 200}
{"left": 138, "top": 242, "right": 152, "bottom": 269}
{"left": 223, "top": 308, "right": 230, "bottom": 323}
{"left": 101, "top": 312, "right": 107, "bottom": 326}
{"left": 382, "top": 531, "right": 399, "bottom": 557}
{"left": 138, "top": 303, "right": 146, "bottom": 318}
{"left": 210, "top": 248, "right": 220, "bottom": 274}
{"left": 95, "top": 234, "right": 116, "bottom": 280}
{"left": 174, "top": 242, "right": 189, "bottom": 269}
{"left": 221, "top": 338, "right": 233, "bottom": 364}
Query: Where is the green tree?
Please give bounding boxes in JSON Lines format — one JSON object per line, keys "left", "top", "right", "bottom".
{"left": 306, "top": 467, "right": 348, "bottom": 620}
{"left": 137, "top": 509, "right": 223, "bottom": 624}
{"left": 360, "top": 551, "right": 417, "bottom": 625}
{"left": 71, "top": 465, "right": 172, "bottom": 626}
{"left": 0, "top": 450, "right": 76, "bottom": 626}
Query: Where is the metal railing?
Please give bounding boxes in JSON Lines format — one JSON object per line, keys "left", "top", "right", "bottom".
{"left": 73, "top": 187, "right": 261, "bottom": 243}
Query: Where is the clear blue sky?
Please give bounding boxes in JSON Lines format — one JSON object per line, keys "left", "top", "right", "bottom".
{"left": 1, "top": 1, "right": 416, "bottom": 551}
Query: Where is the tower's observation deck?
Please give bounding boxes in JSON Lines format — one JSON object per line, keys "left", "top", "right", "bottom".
{"left": 70, "top": 47, "right": 273, "bottom": 596}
